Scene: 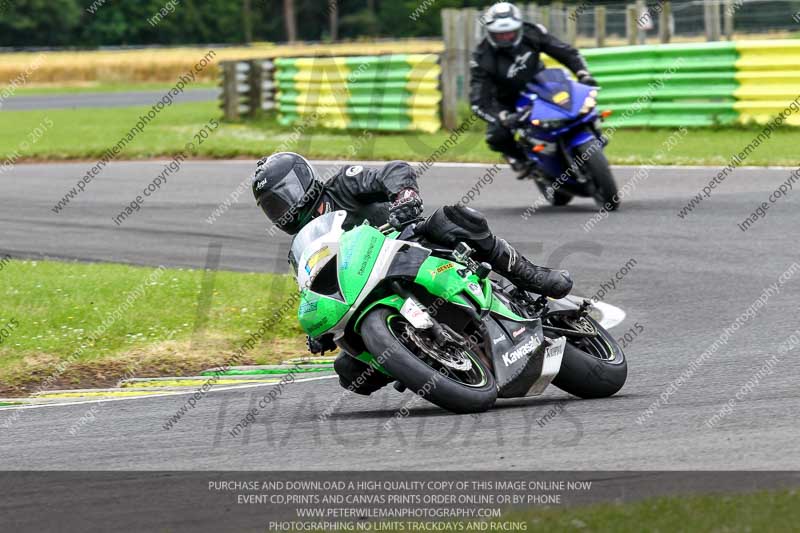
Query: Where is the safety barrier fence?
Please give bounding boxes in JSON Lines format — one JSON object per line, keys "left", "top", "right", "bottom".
{"left": 575, "top": 39, "right": 800, "bottom": 127}
{"left": 219, "top": 59, "right": 275, "bottom": 119}
{"left": 219, "top": 40, "right": 800, "bottom": 131}
{"left": 220, "top": 54, "right": 441, "bottom": 133}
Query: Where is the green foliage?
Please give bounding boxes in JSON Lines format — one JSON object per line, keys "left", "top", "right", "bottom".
{"left": 0, "top": 0, "right": 82, "bottom": 46}
{"left": 0, "top": 0, "right": 490, "bottom": 47}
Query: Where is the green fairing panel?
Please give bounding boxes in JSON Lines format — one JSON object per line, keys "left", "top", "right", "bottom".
{"left": 414, "top": 256, "right": 475, "bottom": 308}
{"left": 354, "top": 294, "right": 404, "bottom": 332}
{"left": 338, "top": 226, "right": 385, "bottom": 303}
{"left": 489, "top": 292, "right": 527, "bottom": 322}
{"left": 298, "top": 290, "right": 351, "bottom": 337}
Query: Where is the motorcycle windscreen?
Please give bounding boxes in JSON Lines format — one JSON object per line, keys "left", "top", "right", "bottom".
{"left": 527, "top": 68, "right": 572, "bottom": 110}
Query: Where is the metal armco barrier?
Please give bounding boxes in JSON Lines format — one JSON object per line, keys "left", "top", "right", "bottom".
{"left": 219, "top": 40, "right": 800, "bottom": 131}
{"left": 541, "top": 39, "right": 800, "bottom": 127}
{"left": 274, "top": 54, "right": 441, "bottom": 133}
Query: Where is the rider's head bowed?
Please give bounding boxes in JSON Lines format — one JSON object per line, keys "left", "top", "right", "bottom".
{"left": 251, "top": 152, "right": 324, "bottom": 234}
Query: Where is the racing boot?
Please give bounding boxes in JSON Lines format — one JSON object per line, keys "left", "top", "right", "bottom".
{"left": 485, "top": 237, "right": 573, "bottom": 299}
{"left": 414, "top": 206, "right": 572, "bottom": 299}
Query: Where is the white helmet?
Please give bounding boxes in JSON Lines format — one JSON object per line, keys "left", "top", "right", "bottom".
{"left": 483, "top": 2, "right": 524, "bottom": 49}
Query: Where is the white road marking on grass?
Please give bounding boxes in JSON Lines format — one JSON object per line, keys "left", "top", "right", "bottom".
{"left": 0, "top": 374, "right": 338, "bottom": 412}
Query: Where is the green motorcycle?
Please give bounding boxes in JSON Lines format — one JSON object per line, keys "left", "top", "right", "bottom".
{"left": 291, "top": 210, "right": 627, "bottom": 414}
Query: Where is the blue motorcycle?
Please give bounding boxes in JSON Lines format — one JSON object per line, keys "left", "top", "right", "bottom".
{"left": 513, "top": 68, "right": 619, "bottom": 209}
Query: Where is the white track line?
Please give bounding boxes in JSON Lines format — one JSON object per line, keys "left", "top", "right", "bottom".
{"left": 0, "top": 375, "right": 338, "bottom": 412}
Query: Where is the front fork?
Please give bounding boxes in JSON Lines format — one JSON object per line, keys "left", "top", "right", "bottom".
{"left": 543, "top": 299, "right": 599, "bottom": 338}
{"left": 556, "top": 122, "right": 608, "bottom": 186}
{"left": 517, "top": 290, "right": 597, "bottom": 339}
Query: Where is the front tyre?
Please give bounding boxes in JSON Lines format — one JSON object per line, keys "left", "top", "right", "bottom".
{"left": 547, "top": 315, "right": 627, "bottom": 398}
{"left": 360, "top": 307, "right": 497, "bottom": 414}
{"left": 574, "top": 140, "right": 619, "bottom": 211}
{"left": 535, "top": 180, "right": 573, "bottom": 206}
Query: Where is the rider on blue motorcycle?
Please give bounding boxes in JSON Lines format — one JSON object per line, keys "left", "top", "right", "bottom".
{"left": 471, "top": 2, "right": 597, "bottom": 178}
{"left": 252, "top": 152, "right": 573, "bottom": 395}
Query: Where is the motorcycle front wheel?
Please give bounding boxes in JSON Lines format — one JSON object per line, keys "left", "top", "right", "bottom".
{"left": 535, "top": 180, "right": 573, "bottom": 206}
{"left": 574, "top": 141, "right": 619, "bottom": 211}
{"left": 546, "top": 315, "right": 627, "bottom": 398}
{"left": 360, "top": 307, "right": 497, "bottom": 414}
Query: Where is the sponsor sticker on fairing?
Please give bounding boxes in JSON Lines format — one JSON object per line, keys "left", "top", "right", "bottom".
{"left": 501, "top": 335, "right": 541, "bottom": 366}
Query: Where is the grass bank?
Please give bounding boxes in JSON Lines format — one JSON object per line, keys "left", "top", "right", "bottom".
{"left": 2, "top": 101, "right": 799, "bottom": 166}
{"left": 501, "top": 489, "right": 800, "bottom": 532}
{"left": 308, "top": 489, "right": 800, "bottom": 532}
{"left": 0, "top": 259, "right": 302, "bottom": 395}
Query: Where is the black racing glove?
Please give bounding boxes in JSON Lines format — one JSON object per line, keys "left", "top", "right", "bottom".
{"left": 388, "top": 188, "right": 423, "bottom": 229}
{"left": 576, "top": 70, "right": 598, "bottom": 87}
{"left": 498, "top": 109, "right": 531, "bottom": 129}
{"left": 307, "top": 334, "right": 337, "bottom": 355}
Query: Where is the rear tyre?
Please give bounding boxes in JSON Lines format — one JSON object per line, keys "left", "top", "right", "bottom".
{"left": 575, "top": 141, "right": 619, "bottom": 211}
{"left": 360, "top": 307, "right": 497, "bottom": 414}
{"left": 547, "top": 316, "right": 627, "bottom": 398}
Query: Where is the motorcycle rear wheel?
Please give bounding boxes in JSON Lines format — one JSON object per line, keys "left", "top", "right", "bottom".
{"left": 361, "top": 307, "right": 497, "bottom": 414}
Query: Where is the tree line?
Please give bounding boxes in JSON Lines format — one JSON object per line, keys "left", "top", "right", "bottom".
{"left": 0, "top": 0, "right": 494, "bottom": 48}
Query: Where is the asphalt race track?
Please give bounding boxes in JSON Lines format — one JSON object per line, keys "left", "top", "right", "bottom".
{"left": 0, "top": 88, "right": 218, "bottom": 111}
{"left": 2, "top": 160, "right": 800, "bottom": 470}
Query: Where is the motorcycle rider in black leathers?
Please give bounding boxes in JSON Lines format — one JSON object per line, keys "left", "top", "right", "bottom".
{"left": 471, "top": 2, "right": 597, "bottom": 177}
{"left": 252, "top": 152, "right": 573, "bottom": 395}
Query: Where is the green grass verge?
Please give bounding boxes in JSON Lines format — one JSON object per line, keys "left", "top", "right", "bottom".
{"left": 0, "top": 259, "right": 302, "bottom": 393}
{"left": 502, "top": 489, "right": 800, "bottom": 532}
{"left": 2, "top": 101, "right": 800, "bottom": 165}
{"left": 308, "top": 490, "right": 799, "bottom": 532}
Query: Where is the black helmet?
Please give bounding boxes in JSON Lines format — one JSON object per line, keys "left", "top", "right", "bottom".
{"left": 252, "top": 152, "right": 324, "bottom": 235}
